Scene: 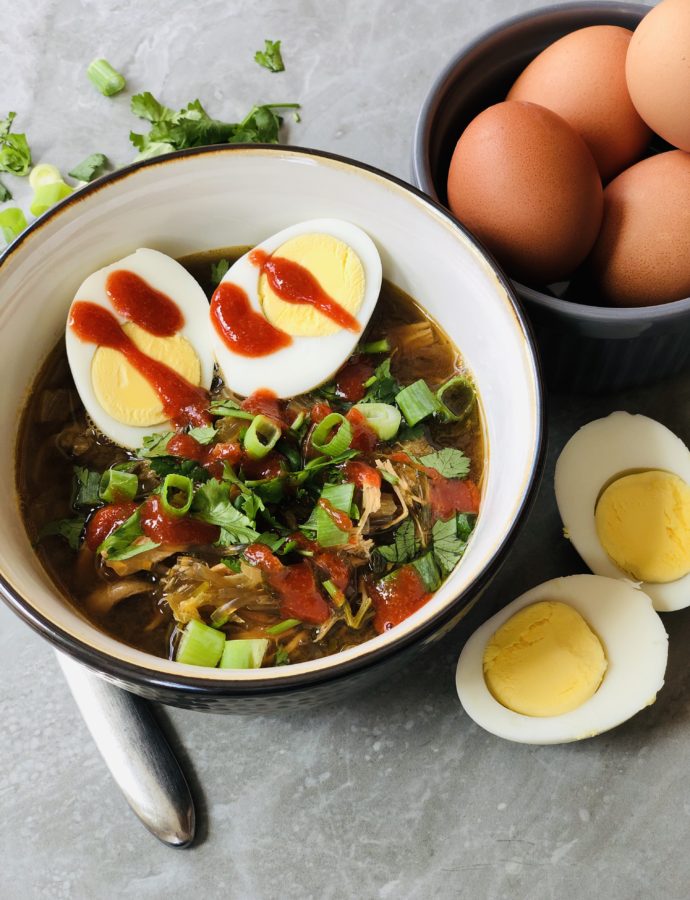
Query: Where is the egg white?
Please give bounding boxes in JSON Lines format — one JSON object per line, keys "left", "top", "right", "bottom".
{"left": 455, "top": 575, "right": 668, "bottom": 745}
{"left": 555, "top": 412, "right": 690, "bottom": 612}
{"left": 210, "top": 218, "right": 382, "bottom": 398}
{"left": 65, "top": 248, "right": 213, "bottom": 449}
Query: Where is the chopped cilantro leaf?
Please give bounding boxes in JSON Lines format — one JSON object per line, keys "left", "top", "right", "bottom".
{"left": 0, "top": 112, "right": 32, "bottom": 176}
{"left": 432, "top": 514, "right": 473, "bottom": 576}
{"left": 98, "top": 509, "right": 160, "bottom": 561}
{"left": 72, "top": 466, "right": 102, "bottom": 509}
{"left": 376, "top": 518, "right": 419, "bottom": 565}
{"left": 191, "top": 479, "right": 259, "bottom": 545}
{"left": 419, "top": 447, "right": 470, "bottom": 479}
{"left": 275, "top": 647, "right": 290, "bottom": 666}
{"left": 254, "top": 39, "right": 285, "bottom": 73}
{"left": 138, "top": 432, "right": 174, "bottom": 458}
{"left": 221, "top": 556, "right": 242, "bottom": 573}
{"left": 148, "top": 457, "right": 209, "bottom": 483}
{"left": 68, "top": 153, "right": 109, "bottom": 183}
{"left": 256, "top": 532, "right": 288, "bottom": 552}
{"left": 38, "top": 517, "right": 85, "bottom": 550}
{"left": 361, "top": 358, "right": 400, "bottom": 405}
{"left": 0, "top": 180, "right": 11, "bottom": 202}
{"left": 187, "top": 425, "right": 217, "bottom": 445}
{"left": 210, "top": 258, "right": 230, "bottom": 286}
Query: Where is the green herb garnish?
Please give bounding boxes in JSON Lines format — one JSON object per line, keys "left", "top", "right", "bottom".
{"left": 0, "top": 113, "right": 32, "bottom": 177}
{"left": 210, "top": 258, "right": 230, "bottom": 286}
{"left": 68, "top": 153, "right": 109, "bottom": 183}
{"left": 191, "top": 479, "right": 259, "bottom": 545}
{"left": 361, "top": 358, "right": 400, "bottom": 405}
{"left": 138, "top": 432, "right": 174, "bottom": 457}
{"left": 254, "top": 39, "right": 285, "bottom": 73}
{"left": 98, "top": 509, "right": 160, "bottom": 561}
{"left": 0, "top": 181, "right": 11, "bottom": 202}
{"left": 419, "top": 447, "right": 470, "bottom": 480}
{"left": 73, "top": 465, "right": 102, "bottom": 509}
{"left": 376, "top": 519, "right": 419, "bottom": 565}
{"left": 432, "top": 514, "right": 472, "bottom": 576}
{"left": 187, "top": 424, "right": 218, "bottom": 445}
{"left": 38, "top": 517, "right": 85, "bottom": 550}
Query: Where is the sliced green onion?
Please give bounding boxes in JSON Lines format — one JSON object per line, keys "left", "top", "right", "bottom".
{"left": 363, "top": 374, "right": 377, "bottom": 388}
{"left": 322, "top": 579, "right": 346, "bottom": 607}
{"left": 220, "top": 638, "right": 269, "bottom": 669}
{"left": 244, "top": 414, "right": 281, "bottom": 460}
{"left": 99, "top": 468, "right": 138, "bottom": 503}
{"left": 30, "top": 180, "right": 73, "bottom": 216}
{"left": 0, "top": 207, "right": 27, "bottom": 243}
{"left": 358, "top": 338, "right": 390, "bottom": 354}
{"left": 160, "top": 473, "right": 193, "bottom": 517}
{"left": 265, "top": 618, "right": 300, "bottom": 636}
{"left": 87, "top": 58, "right": 126, "bottom": 96}
{"left": 435, "top": 375, "right": 476, "bottom": 424}
{"left": 312, "top": 413, "right": 352, "bottom": 457}
{"left": 411, "top": 553, "right": 442, "bottom": 592}
{"left": 290, "top": 411, "right": 306, "bottom": 431}
{"left": 395, "top": 379, "right": 440, "bottom": 426}
{"left": 315, "top": 482, "right": 354, "bottom": 548}
{"left": 176, "top": 619, "right": 225, "bottom": 667}
{"left": 353, "top": 402, "right": 401, "bottom": 441}
{"left": 29, "top": 163, "right": 62, "bottom": 189}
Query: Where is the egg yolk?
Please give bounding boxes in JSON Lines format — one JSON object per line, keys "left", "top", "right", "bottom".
{"left": 91, "top": 322, "right": 201, "bottom": 427}
{"left": 259, "top": 233, "right": 365, "bottom": 336}
{"left": 595, "top": 469, "right": 690, "bottom": 583}
{"left": 483, "top": 601, "right": 607, "bottom": 717}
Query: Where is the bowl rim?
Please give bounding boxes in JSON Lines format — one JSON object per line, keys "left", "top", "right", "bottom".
{"left": 0, "top": 142, "right": 546, "bottom": 697}
{"left": 410, "top": 0, "right": 690, "bottom": 322}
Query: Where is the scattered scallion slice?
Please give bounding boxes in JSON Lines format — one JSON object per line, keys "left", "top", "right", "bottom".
{"left": 160, "top": 473, "right": 194, "bottom": 517}
{"left": 219, "top": 638, "right": 269, "bottom": 669}
{"left": 435, "top": 375, "right": 476, "bottom": 424}
{"left": 358, "top": 338, "right": 390, "bottom": 354}
{"left": 0, "top": 207, "right": 27, "bottom": 243}
{"left": 30, "top": 180, "right": 73, "bottom": 216}
{"left": 315, "top": 482, "right": 354, "bottom": 548}
{"left": 244, "top": 414, "right": 281, "bottom": 460}
{"left": 411, "top": 552, "right": 442, "bottom": 592}
{"left": 29, "top": 163, "right": 62, "bottom": 189}
{"left": 311, "top": 412, "right": 352, "bottom": 457}
{"left": 265, "top": 618, "right": 300, "bottom": 636}
{"left": 395, "top": 379, "right": 440, "bottom": 426}
{"left": 353, "top": 402, "right": 401, "bottom": 441}
{"left": 87, "top": 58, "right": 126, "bottom": 97}
{"left": 99, "top": 468, "right": 138, "bottom": 503}
{"left": 176, "top": 619, "right": 225, "bottom": 667}
{"left": 290, "top": 411, "right": 306, "bottom": 431}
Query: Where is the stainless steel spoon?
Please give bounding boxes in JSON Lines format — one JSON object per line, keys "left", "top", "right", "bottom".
{"left": 56, "top": 651, "right": 195, "bottom": 847}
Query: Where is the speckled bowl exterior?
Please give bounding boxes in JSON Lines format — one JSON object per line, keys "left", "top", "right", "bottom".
{"left": 0, "top": 145, "right": 544, "bottom": 712}
{"left": 412, "top": 2, "right": 690, "bottom": 394}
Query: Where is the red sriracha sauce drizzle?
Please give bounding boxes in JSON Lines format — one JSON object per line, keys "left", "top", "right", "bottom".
{"left": 105, "top": 270, "right": 184, "bottom": 337}
{"left": 249, "top": 249, "right": 362, "bottom": 333}
{"left": 210, "top": 282, "right": 292, "bottom": 357}
{"left": 369, "top": 566, "right": 432, "bottom": 634}
{"left": 69, "top": 301, "right": 210, "bottom": 428}
{"left": 139, "top": 496, "right": 220, "bottom": 545}
{"left": 244, "top": 543, "right": 330, "bottom": 624}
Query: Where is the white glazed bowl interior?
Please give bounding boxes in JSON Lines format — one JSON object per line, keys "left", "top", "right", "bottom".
{"left": 0, "top": 147, "right": 541, "bottom": 683}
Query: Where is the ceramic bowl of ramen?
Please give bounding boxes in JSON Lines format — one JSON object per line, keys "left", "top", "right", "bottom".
{"left": 0, "top": 146, "right": 544, "bottom": 712}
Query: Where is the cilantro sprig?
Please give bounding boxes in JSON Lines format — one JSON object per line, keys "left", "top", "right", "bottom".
{"left": 0, "top": 112, "right": 31, "bottom": 177}
{"left": 254, "top": 40, "right": 285, "bottom": 73}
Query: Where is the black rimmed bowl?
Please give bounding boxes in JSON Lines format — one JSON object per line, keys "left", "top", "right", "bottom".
{"left": 0, "top": 146, "right": 543, "bottom": 712}
{"left": 412, "top": 1, "right": 690, "bottom": 394}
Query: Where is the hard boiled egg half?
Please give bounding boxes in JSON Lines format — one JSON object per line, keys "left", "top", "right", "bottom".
{"left": 555, "top": 412, "right": 690, "bottom": 611}
{"left": 456, "top": 575, "right": 668, "bottom": 744}
{"left": 209, "top": 219, "right": 382, "bottom": 398}
{"left": 65, "top": 248, "right": 213, "bottom": 449}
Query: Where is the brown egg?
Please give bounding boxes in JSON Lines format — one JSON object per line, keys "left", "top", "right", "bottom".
{"left": 626, "top": 0, "right": 690, "bottom": 152}
{"left": 508, "top": 26, "right": 651, "bottom": 181}
{"left": 446, "top": 101, "right": 603, "bottom": 285}
{"left": 586, "top": 151, "right": 690, "bottom": 307}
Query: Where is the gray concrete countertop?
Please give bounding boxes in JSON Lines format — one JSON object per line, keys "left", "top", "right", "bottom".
{"left": 3, "top": 1, "right": 686, "bottom": 898}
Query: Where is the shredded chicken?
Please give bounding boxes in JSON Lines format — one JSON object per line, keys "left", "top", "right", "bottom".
{"left": 374, "top": 460, "right": 413, "bottom": 528}
{"left": 354, "top": 481, "right": 382, "bottom": 539}
{"left": 86, "top": 578, "right": 152, "bottom": 616}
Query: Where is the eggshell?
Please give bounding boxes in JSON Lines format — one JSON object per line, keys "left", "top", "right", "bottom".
{"left": 586, "top": 151, "right": 690, "bottom": 307}
{"left": 508, "top": 26, "right": 651, "bottom": 181}
{"left": 446, "top": 101, "right": 603, "bottom": 284}
{"left": 626, "top": 0, "right": 690, "bottom": 152}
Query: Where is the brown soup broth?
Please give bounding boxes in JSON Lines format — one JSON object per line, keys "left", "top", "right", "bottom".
{"left": 16, "top": 248, "right": 484, "bottom": 664}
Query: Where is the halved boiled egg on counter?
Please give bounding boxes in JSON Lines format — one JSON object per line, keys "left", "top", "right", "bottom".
{"left": 65, "top": 248, "right": 213, "bottom": 449}
{"left": 456, "top": 575, "right": 668, "bottom": 744}
{"left": 209, "top": 218, "right": 382, "bottom": 398}
{"left": 555, "top": 412, "right": 690, "bottom": 611}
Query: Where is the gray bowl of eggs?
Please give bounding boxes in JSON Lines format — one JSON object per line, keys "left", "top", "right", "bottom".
{"left": 413, "top": 0, "right": 690, "bottom": 393}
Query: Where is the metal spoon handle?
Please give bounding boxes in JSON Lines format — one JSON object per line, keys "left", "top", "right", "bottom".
{"left": 56, "top": 651, "right": 195, "bottom": 848}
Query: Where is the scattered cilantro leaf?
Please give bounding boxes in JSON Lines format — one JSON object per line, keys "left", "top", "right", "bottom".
{"left": 191, "top": 479, "right": 259, "bottom": 545}
{"left": 68, "top": 153, "right": 109, "bottom": 183}
{"left": 254, "top": 39, "right": 285, "bottom": 73}
{"left": 275, "top": 647, "right": 290, "bottom": 666}
{"left": 130, "top": 92, "right": 175, "bottom": 124}
{"left": 419, "top": 447, "right": 470, "bottom": 479}
{"left": 361, "top": 358, "right": 400, "bottom": 405}
{"left": 187, "top": 425, "right": 217, "bottom": 445}
{"left": 237, "top": 490, "right": 265, "bottom": 524}
{"left": 0, "top": 180, "right": 11, "bottom": 202}
{"left": 210, "top": 258, "right": 230, "bottom": 286}
{"left": 432, "top": 514, "right": 471, "bottom": 576}
{"left": 396, "top": 422, "right": 425, "bottom": 444}
{"left": 38, "top": 517, "right": 85, "bottom": 550}
{"left": 137, "top": 432, "right": 174, "bottom": 458}
{"left": 98, "top": 509, "right": 160, "bottom": 561}
{"left": 256, "top": 532, "right": 288, "bottom": 552}
{"left": 0, "top": 112, "right": 32, "bottom": 176}
{"left": 72, "top": 466, "right": 102, "bottom": 509}
{"left": 457, "top": 513, "right": 475, "bottom": 542}
{"left": 221, "top": 556, "right": 242, "bottom": 573}
{"left": 148, "top": 456, "right": 209, "bottom": 483}
{"left": 377, "top": 518, "right": 420, "bottom": 565}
